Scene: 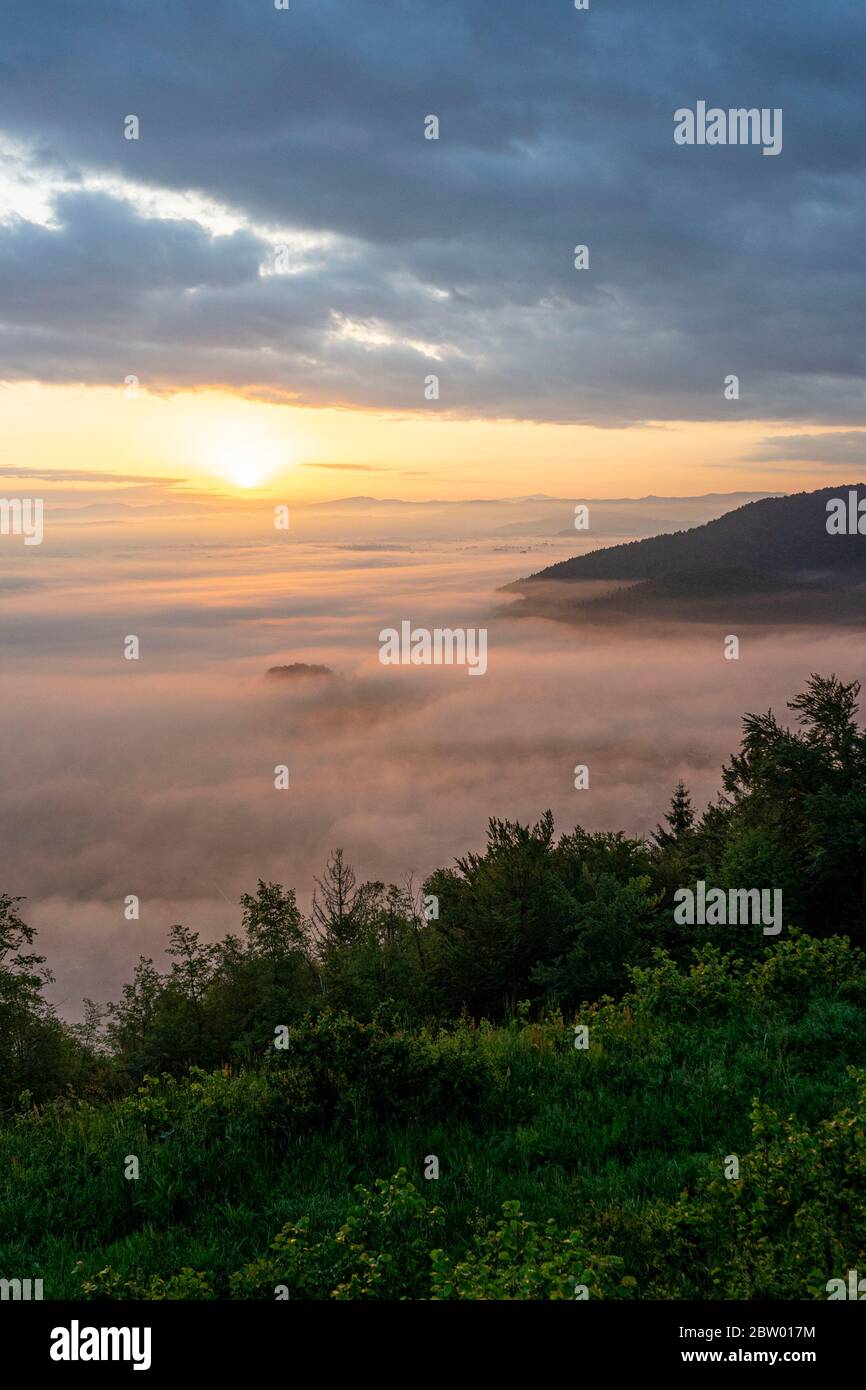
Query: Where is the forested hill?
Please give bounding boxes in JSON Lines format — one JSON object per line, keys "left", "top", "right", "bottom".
{"left": 514, "top": 485, "right": 866, "bottom": 586}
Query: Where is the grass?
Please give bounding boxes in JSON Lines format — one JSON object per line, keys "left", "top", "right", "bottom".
{"left": 3, "top": 935, "right": 866, "bottom": 1299}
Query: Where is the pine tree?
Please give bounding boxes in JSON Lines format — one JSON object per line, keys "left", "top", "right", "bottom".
{"left": 653, "top": 780, "right": 694, "bottom": 847}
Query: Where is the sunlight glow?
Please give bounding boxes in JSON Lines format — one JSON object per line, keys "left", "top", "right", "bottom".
{"left": 223, "top": 458, "right": 268, "bottom": 488}
{"left": 189, "top": 407, "right": 295, "bottom": 490}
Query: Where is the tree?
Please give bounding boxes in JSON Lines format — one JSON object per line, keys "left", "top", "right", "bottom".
{"left": 0, "top": 895, "right": 65, "bottom": 1108}
{"left": 70, "top": 998, "right": 107, "bottom": 1055}
{"left": 165, "top": 925, "right": 219, "bottom": 1055}
{"left": 427, "top": 813, "right": 576, "bottom": 1016}
{"left": 240, "top": 882, "right": 309, "bottom": 978}
{"left": 654, "top": 781, "right": 695, "bottom": 847}
{"left": 0, "top": 894, "right": 52, "bottom": 1035}
{"left": 105, "top": 957, "right": 164, "bottom": 1078}
{"left": 788, "top": 673, "right": 862, "bottom": 772}
{"left": 721, "top": 675, "right": 866, "bottom": 927}
{"left": 312, "top": 850, "right": 369, "bottom": 954}
{"left": 316, "top": 879, "right": 430, "bottom": 1018}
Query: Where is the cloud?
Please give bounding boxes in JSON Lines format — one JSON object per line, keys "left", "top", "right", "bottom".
{"left": 0, "top": 465, "right": 183, "bottom": 485}
{"left": 302, "top": 463, "right": 397, "bottom": 473}
{"left": 745, "top": 432, "right": 866, "bottom": 466}
{"left": 0, "top": 0, "right": 863, "bottom": 422}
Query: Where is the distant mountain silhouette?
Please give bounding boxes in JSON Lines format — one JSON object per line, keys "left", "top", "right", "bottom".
{"left": 506, "top": 487, "right": 866, "bottom": 624}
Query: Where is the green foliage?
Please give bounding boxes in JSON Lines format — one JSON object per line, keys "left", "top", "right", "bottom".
{"left": 3, "top": 673, "right": 866, "bottom": 1299}
{"left": 0, "top": 893, "right": 99, "bottom": 1111}
{"left": 426, "top": 812, "right": 574, "bottom": 1016}
{"left": 532, "top": 871, "right": 665, "bottom": 1000}
{"left": 231, "top": 1169, "right": 444, "bottom": 1300}
{"left": 629, "top": 1072, "right": 866, "bottom": 1299}
{"left": 2, "top": 936, "right": 865, "bottom": 1300}
{"left": 79, "top": 1265, "right": 215, "bottom": 1300}
{"left": 430, "top": 1202, "right": 627, "bottom": 1300}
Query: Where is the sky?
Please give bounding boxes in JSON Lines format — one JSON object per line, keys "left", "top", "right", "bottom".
{"left": 0, "top": 0, "right": 864, "bottom": 499}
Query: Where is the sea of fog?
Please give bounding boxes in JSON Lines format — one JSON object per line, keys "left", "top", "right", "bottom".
{"left": 0, "top": 486, "right": 849, "bottom": 1018}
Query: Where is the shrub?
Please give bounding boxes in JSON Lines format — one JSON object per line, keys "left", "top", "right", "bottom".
{"left": 230, "top": 1168, "right": 444, "bottom": 1300}
{"left": 430, "top": 1201, "right": 629, "bottom": 1300}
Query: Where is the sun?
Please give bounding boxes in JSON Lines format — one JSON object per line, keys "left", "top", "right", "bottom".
{"left": 185, "top": 401, "right": 294, "bottom": 490}
{"left": 210, "top": 427, "right": 282, "bottom": 489}
{"left": 224, "top": 458, "right": 268, "bottom": 489}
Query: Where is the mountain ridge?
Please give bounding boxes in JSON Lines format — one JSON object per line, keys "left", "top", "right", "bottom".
{"left": 505, "top": 486, "right": 866, "bottom": 625}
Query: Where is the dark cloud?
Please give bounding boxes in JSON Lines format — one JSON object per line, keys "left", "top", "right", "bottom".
{"left": 0, "top": 0, "right": 864, "bottom": 421}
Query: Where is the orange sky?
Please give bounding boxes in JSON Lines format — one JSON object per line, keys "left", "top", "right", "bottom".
{"left": 1, "top": 380, "right": 844, "bottom": 503}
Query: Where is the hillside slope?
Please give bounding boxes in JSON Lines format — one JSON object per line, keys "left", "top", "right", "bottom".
{"left": 516, "top": 486, "right": 866, "bottom": 585}
{"left": 506, "top": 486, "right": 866, "bottom": 623}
